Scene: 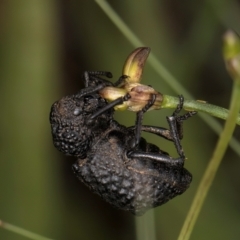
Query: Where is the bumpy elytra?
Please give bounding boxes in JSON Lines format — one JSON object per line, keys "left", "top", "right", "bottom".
{"left": 50, "top": 71, "right": 193, "bottom": 215}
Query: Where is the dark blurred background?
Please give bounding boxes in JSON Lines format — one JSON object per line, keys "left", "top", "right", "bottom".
{"left": 0, "top": 0, "right": 240, "bottom": 239}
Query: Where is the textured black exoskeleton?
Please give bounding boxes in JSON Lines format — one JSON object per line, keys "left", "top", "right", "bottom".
{"left": 50, "top": 71, "right": 196, "bottom": 215}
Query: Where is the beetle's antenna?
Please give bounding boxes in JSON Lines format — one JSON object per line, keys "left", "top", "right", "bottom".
{"left": 87, "top": 94, "right": 131, "bottom": 123}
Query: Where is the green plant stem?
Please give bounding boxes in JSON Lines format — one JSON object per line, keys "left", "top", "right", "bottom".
{"left": 177, "top": 79, "right": 240, "bottom": 240}
{"left": 162, "top": 95, "right": 240, "bottom": 125}
{"left": 135, "top": 210, "right": 157, "bottom": 240}
{"left": 0, "top": 219, "right": 53, "bottom": 240}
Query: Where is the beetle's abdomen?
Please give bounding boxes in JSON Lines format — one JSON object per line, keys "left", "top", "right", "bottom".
{"left": 72, "top": 131, "right": 192, "bottom": 215}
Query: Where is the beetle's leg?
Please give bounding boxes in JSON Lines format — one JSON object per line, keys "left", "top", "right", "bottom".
{"left": 166, "top": 95, "right": 185, "bottom": 157}
{"left": 75, "top": 71, "right": 114, "bottom": 99}
{"left": 77, "top": 72, "right": 132, "bottom": 123}
{"left": 127, "top": 151, "right": 184, "bottom": 166}
{"left": 170, "top": 95, "right": 197, "bottom": 139}
{"left": 83, "top": 71, "right": 113, "bottom": 87}
{"left": 87, "top": 93, "right": 131, "bottom": 122}
{"left": 128, "top": 125, "right": 173, "bottom": 141}
{"left": 81, "top": 73, "right": 129, "bottom": 99}
{"left": 167, "top": 116, "right": 185, "bottom": 158}
{"left": 113, "top": 75, "right": 129, "bottom": 87}
{"left": 75, "top": 83, "right": 108, "bottom": 99}
{"left": 166, "top": 95, "right": 197, "bottom": 158}
{"left": 85, "top": 72, "right": 128, "bottom": 88}
{"left": 174, "top": 110, "right": 197, "bottom": 139}
{"left": 128, "top": 116, "right": 196, "bottom": 141}
{"left": 131, "top": 94, "right": 157, "bottom": 148}
{"left": 129, "top": 113, "right": 196, "bottom": 142}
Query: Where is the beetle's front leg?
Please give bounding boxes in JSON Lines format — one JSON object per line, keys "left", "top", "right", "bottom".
{"left": 130, "top": 94, "right": 157, "bottom": 149}
{"left": 83, "top": 71, "right": 113, "bottom": 87}
{"left": 78, "top": 72, "right": 129, "bottom": 101}
{"left": 75, "top": 71, "right": 114, "bottom": 99}
{"left": 113, "top": 75, "right": 129, "bottom": 87}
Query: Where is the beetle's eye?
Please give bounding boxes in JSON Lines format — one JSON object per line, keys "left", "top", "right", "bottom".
{"left": 73, "top": 108, "right": 81, "bottom": 116}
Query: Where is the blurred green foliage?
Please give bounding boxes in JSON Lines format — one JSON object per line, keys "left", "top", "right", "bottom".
{"left": 0, "top": 0, "right": 240, "bottom": 239}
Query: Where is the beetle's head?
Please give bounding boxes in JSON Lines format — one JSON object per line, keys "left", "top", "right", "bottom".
{"left": 50, "top": 92, "right": 113, "bottom": 158}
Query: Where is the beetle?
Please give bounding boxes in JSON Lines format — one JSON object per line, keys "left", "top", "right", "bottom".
{"left": 49, "top": 71, "right": 196, "bottom": 215}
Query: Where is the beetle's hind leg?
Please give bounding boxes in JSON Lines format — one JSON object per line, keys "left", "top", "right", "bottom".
{"left": 170, "top": 95, "right": 197, "bottom": 140}
{"left": 127, "top": 150, "right": 184, "bottom": 166}
{"left": 167, "top": 95, "right": 197, "bottom": 158}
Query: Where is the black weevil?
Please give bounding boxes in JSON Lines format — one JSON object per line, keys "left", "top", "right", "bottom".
{"left": 49, "top": 71, "right": 196, "bottom": 215}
